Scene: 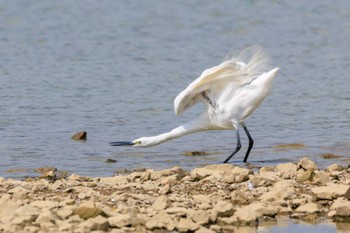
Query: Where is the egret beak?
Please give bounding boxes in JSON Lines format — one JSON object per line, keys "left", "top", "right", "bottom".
{"left": 109, "top": 141, "right": 135, "bottom": 146}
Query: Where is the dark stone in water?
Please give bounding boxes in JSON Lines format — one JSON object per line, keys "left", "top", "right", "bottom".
{"left": 5, "top": 168, "right": 29, "bottom": 173}
{"left": 105, "top": 158, "right": 117, "bottom": 163}
{"left": 72, "top": 131, "right": 87, "bottom": 140}
{"left": 183, "top": 151, "right": 207, "bottom": 156}
{"left": 273, "top": 143, "right": 306, "bottom": 150}
{"left": 320, "top": 153, "right": 343, "bottom": 159}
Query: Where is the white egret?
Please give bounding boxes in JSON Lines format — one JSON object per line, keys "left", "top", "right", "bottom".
{"left": 110, "top": 46, "right": 279, "bottom": 163}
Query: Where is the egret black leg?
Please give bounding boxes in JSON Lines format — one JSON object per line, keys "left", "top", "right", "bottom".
{"left": 223, "top": 130, "right": 241, "bottom": 163}
{"left": 241, "top": 123, "right": 254, "bottom": 162}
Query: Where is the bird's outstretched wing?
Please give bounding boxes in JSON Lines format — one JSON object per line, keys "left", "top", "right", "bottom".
{"left": 174, "top": 46, "right": 269, "bottom": 115}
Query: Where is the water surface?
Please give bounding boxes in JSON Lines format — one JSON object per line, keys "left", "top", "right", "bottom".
{"left": 0, "top": 1, "right": 349, "bottom": 178}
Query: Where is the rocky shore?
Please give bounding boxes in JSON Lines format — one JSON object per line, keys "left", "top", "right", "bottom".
{"left": 1, "top": 157, "right": 350, "bottom": 233}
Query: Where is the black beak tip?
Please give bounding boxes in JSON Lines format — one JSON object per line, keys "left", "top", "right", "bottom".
{"left": 109, "top": 141, "right": 134, "bottom": 146}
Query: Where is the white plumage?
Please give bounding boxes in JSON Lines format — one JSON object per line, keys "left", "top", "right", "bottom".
{"left": 110, "top": 45, "right": 279, "bottom": 163}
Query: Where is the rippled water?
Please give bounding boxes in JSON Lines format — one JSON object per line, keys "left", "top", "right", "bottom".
{"left": 0, "top": 1, "right": 350, "bottom": 179}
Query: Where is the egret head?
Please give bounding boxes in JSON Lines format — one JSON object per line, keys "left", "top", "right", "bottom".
{"left": 110, "top": 136, "right": 161, "bottom": 147}
{"left": 132, "top": 136, "right": 161, "bottom": 147}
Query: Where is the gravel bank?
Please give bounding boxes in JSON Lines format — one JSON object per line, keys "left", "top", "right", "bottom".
{"left": 1, "top": 157, "right": 350, "bottom": 233}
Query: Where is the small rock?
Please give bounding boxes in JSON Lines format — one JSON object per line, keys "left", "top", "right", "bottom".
{"left": 145, "top": 212, "right": 175, "bottom": 231}
{"left": 209, "top": 225, "right": 221, "bottom": 232}
{"left": 259, "top": 187, "right": 290, "bottom": 202}
{"left": 193, "top": 194, "right": 212, "bottom": 210}
{"left": 332, "top": 199, "right": 350, "bottom": 222}
{"left": 190, "top": 166, "right": 223, "bottom": 181}
{"left": 177, "top": 218, "right": 199, "bottom": 232}
{"left": 193, "top": 194, "right": 211, "bottom": 206}
{"left": 320, "top": 153, "right": 342, "bottom": 159}
{"left": 189, "top": 210, "right": 210, "bottom": 225}
{"left": 245, "top": 202, "right": 277, "bottom": 218}
{"left": 30, "top": 200, "right": 59, "bottom": 210}
{"left": 78, "top": 192, "right": 87, "bottom": 200}
{"left": 211, "top": 200, "right": 235, "bottom": 221}
{"left": 72, "top": 131, "right": 87, "bottom": 140}
{"left": 231, "top": 205, "right": 259, "bottom": 226}
{"left": 5, "top": 168, "right": 29, "bottom": 173}
{"left": 12, "top": 205, "right": 41, "bottom": 225}
{"left": 73, "top": 206, "right": 106, "bottom": 220}
{"left": 108, "top": 214, "right": 131, "bottom": 228}
{"left": 274, "top": 143, "right": 306, "bottom": 149}
{"left": 291, "top": 199, "right": 307, "bottom": 209}
{"left": 312, "top": 171, "right": 330, "bottom": 185}
{"left": 8, "top": 186, "right": 29, "bottom": 200}
{"left": 231, "top": 190, "right": 250, "bottom": 205}
{"left": 311, "top": 184, "right": 350, "bottom": 200}
{"left": 195, "top": 227, "right": 216, "bottom": 233}
{"left": 164, "top": 207, "right": 188, "bottom": 217}
{"left": 158, "top": 184, "right": 171, "bottom": 194}
{"left": 0, "top": 199, "right": 21, "bottom": 223}
{"left": 91, "top": 215, "right": 109, "bottom": 231}
{"left": 105, "top": 158, "right": 117, "bottom": 163}
{"left": 250, "top": 175, "right": 275, "bottom": 187}
{"left": 330, "top": 198, "right": 350, "bottom": 211}
{"left": 34, "top": 166, "right": 57, "bottom": 174}
{"left": 221, "top": 166, "right": 251, "bottom": 183}
{"left": 191, "top": 164, "right": 251, "bottom": 183}
{"left": 56, "top": 207, "right": 74, "bottom": 220}
{"left": 296, "top": 169, "right": 314, "bottom": 182}
{"left": 183, "top": 151, "right": 207, "bottom": 156}
{"left": 275, "top": 163, "right": 297, "bottom": 179}
{"left": 295, "top": 203, "right": 320, "bottom": 214}
{"left": 35, "top": 209, "right": 58, "bottom": 225}
{"left": 327, "top": 164, "right": 343, "bottom": 172}
{"left": 58, "top": 220, "right": 73, "bottom": 232}
{"left": 159, "top": 174, "right": 180, "bottom": 185}
{"left": 297, "top": 157, "right": 317, "bottom": 171}
{"left": 152, "top": 195, "right": 171, "bottom": 211}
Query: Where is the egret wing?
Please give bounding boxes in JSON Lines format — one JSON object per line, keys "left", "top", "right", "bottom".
{"left": 174, "top": 46, "right": 270, "bottom": 115}
{"left": 174, "top": 61, "right": 251, "bottom": 115}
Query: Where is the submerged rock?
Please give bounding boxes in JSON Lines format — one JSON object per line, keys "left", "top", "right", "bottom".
{"left": 320, "top": 153, "right": 343, "bottom": 159}
{"left": 183, "top": 151, "right": 207, "bottom": 156}
{"left": 105, "top": 158, "right": 117, "bottom": 163}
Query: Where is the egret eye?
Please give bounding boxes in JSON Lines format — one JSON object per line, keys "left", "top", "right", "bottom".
{"left": 134, "top": 141, "right": 141, "bottom": 145}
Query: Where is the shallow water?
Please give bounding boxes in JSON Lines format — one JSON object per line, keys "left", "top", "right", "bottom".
{"left": 258, "top": 217, "right": 350, "bottom": 233}
{"left": 0, "top": 1, "right": 350, "bottom": 179}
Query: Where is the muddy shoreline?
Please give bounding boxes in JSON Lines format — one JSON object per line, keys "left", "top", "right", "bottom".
{"left": 1, "top": 157, "right": 350, "bottom": 232}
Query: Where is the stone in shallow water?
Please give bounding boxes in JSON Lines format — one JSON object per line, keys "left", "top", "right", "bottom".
{"left": 72, "top": 131, "right": 87, "bottom": 140}
{"left": 320, "top": 153, "right": 343, "bottom": 159}
{"left": 183, "top": 151, "right": 207, "bottom": 156}
{"left": 105, "top": 158, "right": 117, "bottom": 163}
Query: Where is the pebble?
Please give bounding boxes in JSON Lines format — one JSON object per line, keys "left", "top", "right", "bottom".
{"left": 1, "top": 158, "right": 350, "bottom": 232}
{"left": 71, "top": 131, "right": 87, "bottom": 140}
